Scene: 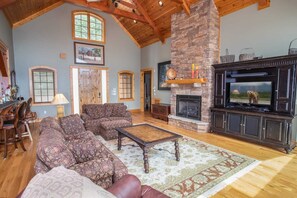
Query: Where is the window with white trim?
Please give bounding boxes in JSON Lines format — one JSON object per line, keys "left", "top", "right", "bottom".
{"left": 30, "top": 67, "right": 57, "bottom": 104}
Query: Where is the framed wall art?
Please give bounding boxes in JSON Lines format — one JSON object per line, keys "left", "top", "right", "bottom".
{"left": 74, "top": 42, "right": 104, "bottom": 65}
{"left": 158, "top": 61, "right": 171, "bottom": 90}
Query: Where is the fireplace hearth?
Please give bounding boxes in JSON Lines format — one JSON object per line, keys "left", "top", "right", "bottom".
{"left": 176, "top": 95, "right": 201, "bottom": 120}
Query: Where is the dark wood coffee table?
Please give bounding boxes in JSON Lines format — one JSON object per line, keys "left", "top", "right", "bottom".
{"left": 116, "top": 123, "right": 182, "bottom": 173}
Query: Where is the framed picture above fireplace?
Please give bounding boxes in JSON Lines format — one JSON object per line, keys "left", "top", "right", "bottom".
{"left": 158, "top": 61, "right": 171, "bottom": 90}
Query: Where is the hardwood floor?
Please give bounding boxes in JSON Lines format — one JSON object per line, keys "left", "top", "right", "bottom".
{"left": 0, "top": 112, "right": 297, "bottom": 198}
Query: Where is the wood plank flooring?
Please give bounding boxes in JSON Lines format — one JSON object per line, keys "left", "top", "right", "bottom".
{"left": 0, "top": 112, "right": 296, "bottom": 198}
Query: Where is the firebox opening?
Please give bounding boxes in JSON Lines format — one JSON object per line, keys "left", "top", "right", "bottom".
{"left": 176, "top": 95, "right": 201, "bottom": 120}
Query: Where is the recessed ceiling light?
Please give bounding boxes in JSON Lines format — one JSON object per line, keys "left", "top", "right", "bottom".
{"left": 158, "top": 1, "right": 163, "bottom": 7}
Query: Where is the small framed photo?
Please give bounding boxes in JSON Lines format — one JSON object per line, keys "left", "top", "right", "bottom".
{"left": 74, "top": 42, "right": 104, "bottom": 65}
{"left": 158, "top": 61, "right": 171, "bottom": 90}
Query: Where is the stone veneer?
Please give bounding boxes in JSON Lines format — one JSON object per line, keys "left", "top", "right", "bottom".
{"left": 169, "top": 0, "right": 219, "bottom": 132}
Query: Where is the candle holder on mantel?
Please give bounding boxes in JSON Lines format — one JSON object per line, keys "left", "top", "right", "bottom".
{"left": 191, "top": 64, "right": 200, "bottom": 79}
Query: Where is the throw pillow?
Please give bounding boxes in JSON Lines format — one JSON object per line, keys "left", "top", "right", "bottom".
{"left": 67, "top": 137, "right": 98, "bottom": 163}
{"left": 111, "top": 104, "right": 127, "bottom": 117}
{"left": 21, "top": 166, "right": 116, "bottom": 198}
{"left": 60, "top": 114, "right": 86, "bottom": 135}
{"left": 85, "top": 104, "right": 106, "bottom": 119}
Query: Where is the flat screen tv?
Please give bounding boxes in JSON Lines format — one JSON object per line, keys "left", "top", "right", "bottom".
{"left": 229, "top": 82, "right": 272, "bottom": 106}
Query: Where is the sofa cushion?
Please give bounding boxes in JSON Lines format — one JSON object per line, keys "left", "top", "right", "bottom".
{"left": 67, "top": 135, "right": 108, "bottom": 163}
{"left": 37, "top": 138, "right": 76, "bottom": 169}
{"left": 21, "top": 166, "right": 116, "bottom": 198}
{"left": 60, "top": 114, "right": 86, "bottom": 135}
{"left": 100, "top": 120, "right": 131, "bottom": 130}
{"left": 85, "top": 104, "right": 106, "bottom": 119}
{"left": 111, "top": 105, "right": 127, "bottom": 117}
{"left": 40, "top": 117, "right": 64, "bottom": 134}
{"left": 104, "top": 103, "right": 126, "bottom": 117}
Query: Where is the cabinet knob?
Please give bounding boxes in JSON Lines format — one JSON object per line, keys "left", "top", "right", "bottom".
{"left": 263, "top": 127, "right": 266, "bottom": 131}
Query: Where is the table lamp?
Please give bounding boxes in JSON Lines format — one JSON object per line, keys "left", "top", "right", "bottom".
{"left": 52, "top": 93, "right": 69, "bottom": 118}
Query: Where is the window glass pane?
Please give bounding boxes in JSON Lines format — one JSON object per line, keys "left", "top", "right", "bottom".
{"left": 35, "top": 96, "right": 41, "bottom": 102}
{"left": 48, "top": 83, "right": 54, "bottom": 89}
{"left": 34, "top": 75, "right": 40, "bottom": 82}
{"left": 41, "top": 90, "right": 47, "bottom": 96}
{"left": 34, "top": 90, "right": 41, "bottom": 95}
{"left": 48, "top": 90, "right": 54, "bottom": 96}
{"left": 41, "top": 76, "right": 47, "bottom": 82}
{"left": 42, "top": 96, "right": 48, "bottom": 102}
{"left": 34, "top": 83, "right": 40, "bottom": 89}
{"left": 48, "top": 96, "right": 54, "bottom": 101}
{"left": 41, "top": 83, "right": 47, "bottom": 89}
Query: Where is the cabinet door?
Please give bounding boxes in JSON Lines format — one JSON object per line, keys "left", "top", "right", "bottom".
{"left": 212, "top": 111, "right": 226, "bottom": 132}
{"left": 262, "top": 118, "right": 287, "bottom": 145}
{"left": 242, "top": 115, "right": 261, "bottom": 140}
{"left": 214, "top": 71, "right": 226, "bottom": 107}
{"left": 275, "top": 66, "right": 294, "bottom": 114}
{"left": 226, "top": 113, "right": 242, "bottom": 135}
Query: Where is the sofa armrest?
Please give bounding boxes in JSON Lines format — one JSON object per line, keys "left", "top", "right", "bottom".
{"left": 81, "top": 113, "right": 92, "bottom": 122}
{"left": 107, "top": 174, "right": 142, "bottom": 198}
{"left": 70, "top": 158, "right": 114, "bottom": 189}
{"left": 141, "top": 185, "right": 170, "bottom": 198}
{"left": 124, "top": 111, "right": 132, "bottom": 123}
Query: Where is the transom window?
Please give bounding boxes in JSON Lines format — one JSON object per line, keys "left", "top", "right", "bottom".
{"left": 73, "top": 11, "right": 105, "bottom": 43}
{"left": 29, "top": 67, "right": 57, "bottom": 104}
{"left": 118, "top": 71, "right": 134, "bottom": 101}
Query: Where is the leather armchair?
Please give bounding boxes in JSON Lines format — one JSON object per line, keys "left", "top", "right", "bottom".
{"left": 108, "top": 174, "right": 169, "bottom": 198}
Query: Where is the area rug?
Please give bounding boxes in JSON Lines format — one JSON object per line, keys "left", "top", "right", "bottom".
{"left": 98, "top": 134, "right": 259, "bottom": 198}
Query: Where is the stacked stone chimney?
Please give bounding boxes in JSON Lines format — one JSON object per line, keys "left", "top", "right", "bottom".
{"left": 169, "top": 0, "right": 219, "bottom": 132}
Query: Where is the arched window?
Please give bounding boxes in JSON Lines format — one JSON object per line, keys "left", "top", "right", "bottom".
{"left": 29, "top": 66, "right": 57, "bottom": 104}
{"left": 72, "top": 11, "right": 105, "bottom": 43}
{"left": 118, "top": 71, "right": 134, "bottom": 101}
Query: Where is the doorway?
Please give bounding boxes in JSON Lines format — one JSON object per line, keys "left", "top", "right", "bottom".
{"left": 140, "top": 68, "right": 153, "bottom": 112}
{"left": 70, "top": 66, "right": 108, "bottom": 114}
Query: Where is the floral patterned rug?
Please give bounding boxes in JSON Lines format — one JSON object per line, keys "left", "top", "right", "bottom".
{"left": 98, "top": 135, "right": 259, "bottom": 198}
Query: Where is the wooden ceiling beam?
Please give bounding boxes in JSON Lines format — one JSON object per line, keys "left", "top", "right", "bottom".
{"left": 131, "top": 0, "right": 164, "bottom": 43}
{"left": 258, "top": 0, "right": 270, "bottom": 10}
{"left": 170, "top": 0, "right": 190, "bottom": 15}
{"left": 181, "top": 0, "right": 190, "bottom": 15}
{"left": 13, "top": 1, "right": 64, "bottom": 28}
{"left": 64, "top": 0, "right": 147, "bottom": 23}
{"left": 118, "top": 0, "right": 137, "bottom": 10}
{"left": 0, "top": 0, "right": 16, "bottom": 9}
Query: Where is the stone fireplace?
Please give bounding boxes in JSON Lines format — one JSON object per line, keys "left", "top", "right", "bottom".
{"left": 168, "top": 0, "right": 219, "bottom": 132}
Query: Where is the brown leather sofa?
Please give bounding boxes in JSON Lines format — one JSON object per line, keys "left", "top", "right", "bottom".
{"left": 108, "top": 174, "right": 169, "bottom": 198}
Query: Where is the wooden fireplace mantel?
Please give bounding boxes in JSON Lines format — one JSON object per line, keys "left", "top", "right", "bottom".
{"left": 166, "top": 78, "right": 207, "bottom": 84}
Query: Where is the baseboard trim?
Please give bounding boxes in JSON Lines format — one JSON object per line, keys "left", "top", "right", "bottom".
{"left": 128, "top": 109, "right": 141, "bottom": 113}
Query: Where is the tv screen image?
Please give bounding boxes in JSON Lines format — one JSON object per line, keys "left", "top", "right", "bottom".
{"left": 229, "top": 82, "right": 272, "bottom": 105}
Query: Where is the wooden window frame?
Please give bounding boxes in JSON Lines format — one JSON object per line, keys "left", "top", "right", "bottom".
{"left": 72, "top": 10, "right": 106, "bottom": 44}
{"left": 29, "top": 66, "right": 58, "bottom": 106}
{"left": 118, "top": 70, "right": 135, "bottom": 102}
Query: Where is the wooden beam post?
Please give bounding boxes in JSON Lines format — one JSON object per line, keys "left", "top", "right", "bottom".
{"left": 258, "top": 0, "right": 270, "bottom": 10}
{"left": 181, "top": 0, "right": 190, "bottom": 15}
{"left": 170, "top": 0, "right": 190, "bottom": 15}
{"left": 131, "top": 0, "right": 164, "bottom": 43}
{"left": 0, "top": 0, "right": 16, "bottom": 9}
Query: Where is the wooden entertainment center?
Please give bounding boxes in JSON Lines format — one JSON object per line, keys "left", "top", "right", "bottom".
{"left": 211, "top": 55, "right": 297, "bottom": 153}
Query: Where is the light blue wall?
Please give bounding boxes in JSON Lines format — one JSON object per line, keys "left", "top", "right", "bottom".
{"left": 0, "top": 11, "right": 14, "bottom": 70}
{"left": 141, "top": 38, "right": 171, "bottom": 104}
{"left": 13, "top": 3, "right": 140, "bottom": 118}
{"left": 220, "top": 0, "right": 297, "bottom": 59}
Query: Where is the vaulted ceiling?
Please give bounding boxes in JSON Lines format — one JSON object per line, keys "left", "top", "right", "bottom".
{"left": 0, "top": 0, "right": 270, "bottom": 48}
